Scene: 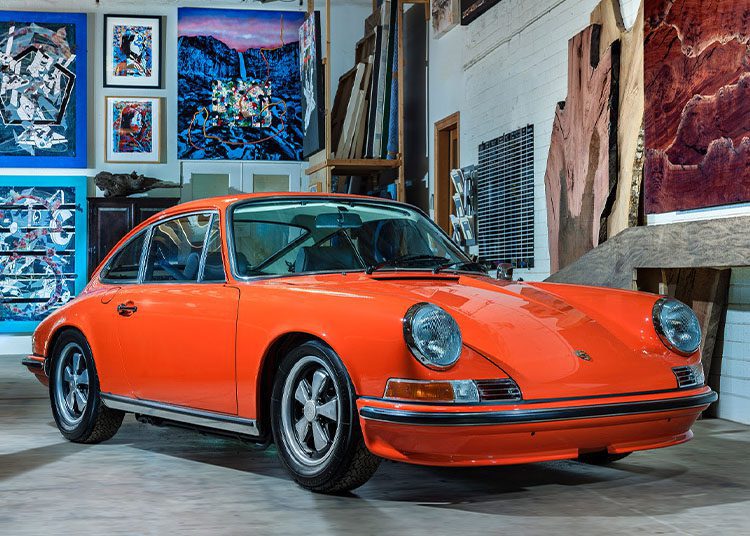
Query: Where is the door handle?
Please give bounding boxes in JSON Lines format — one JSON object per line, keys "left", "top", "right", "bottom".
{"left": 117, "top": 303, "right": 138, "bottom": 316}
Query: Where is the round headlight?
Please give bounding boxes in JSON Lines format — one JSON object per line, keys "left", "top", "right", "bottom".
{"left": 652, "top": 298, "right": 701, "bottom": 355}
{"left": 403, "top": 303, "right": 462, "bottom": 370}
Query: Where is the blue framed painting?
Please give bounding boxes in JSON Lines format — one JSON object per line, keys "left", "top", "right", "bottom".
{"left": 0, "top": 176, "right": 88, "bottom": 333}
{"left": 0, "top": 12, "right": 88, "bottom": 168}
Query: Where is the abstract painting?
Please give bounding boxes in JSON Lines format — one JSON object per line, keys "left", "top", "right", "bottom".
{"left": 432, "top": 0, "right": 459, "bottom": 37}
{"left": 0, "top": 11, "right": 87, "bottom": 168}
{"left": 0, "top": 176, "right": 87, "bottom": 332}
{"left": 461, "top": 0, "right": 502, "bottom": 25}
{"left": 104, "top": 15, "right": 162, "bottom": 88}
{"left": 644, "top": 0, "right": 750, "bottom": 214}
{"left": 299, "top": 11, "right": 324, "bottom": 158}
{"left": 106, "top": 96, "right": 162, "bottom": 163}
{"left": 177, "top": 8, "right": 305, "bottom": 161}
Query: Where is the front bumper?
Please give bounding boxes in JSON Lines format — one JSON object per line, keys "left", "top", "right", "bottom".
{"left": 357, "top": 387, "right": 717, "bottom": 466}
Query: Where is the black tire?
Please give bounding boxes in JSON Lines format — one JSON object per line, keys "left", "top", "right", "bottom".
{"left": 49, "top": 330, "right": 124, "bottom": 443}
{"left": 578, "top": 451, "right": 631, "bottom": 465}
{"left": 271, "top": 340, "right": 380, "bottom": 493}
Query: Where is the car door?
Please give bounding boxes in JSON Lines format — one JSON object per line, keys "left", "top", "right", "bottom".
{"left": 111, "top": 212, "right": 239, "bottom": 414}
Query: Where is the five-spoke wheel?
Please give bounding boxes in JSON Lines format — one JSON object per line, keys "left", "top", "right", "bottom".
{"left": 53, "top": 342, "right": 90, "bottom": 427}
{"left": 281, "top": 355, "right": 342, "bottom": 467}
{"left": 271, "top": 340, "right": 380, "bottom": 493}
{"left": 49, "top": 330, "right": 124, "bottom": 443}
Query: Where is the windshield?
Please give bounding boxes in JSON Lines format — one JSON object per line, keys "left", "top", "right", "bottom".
{"left": 230, "top": 199, "right": 480, "bottom": 277}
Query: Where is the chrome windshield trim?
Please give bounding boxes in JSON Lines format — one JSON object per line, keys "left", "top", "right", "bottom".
{"left": 225, "top": 195, "right": 477, "bottom": 283}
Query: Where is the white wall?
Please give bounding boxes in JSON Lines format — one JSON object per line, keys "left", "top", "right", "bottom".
{"left": 715, "top": 268, "right": 750, "bottom": 425}
{"left": 0, "top": 0, "right": 372, "bottom": 348}
{"left": 427, "top": 0, "right": 640, "bottom": 281}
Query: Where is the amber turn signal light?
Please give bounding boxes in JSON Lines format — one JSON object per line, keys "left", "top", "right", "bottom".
{"left": 384, "top": 379, "right": 456, "bottom": 402}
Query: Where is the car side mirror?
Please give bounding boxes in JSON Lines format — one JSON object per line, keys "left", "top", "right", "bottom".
{"left": 496, "top": 263, "right": 513, "bottom": 281}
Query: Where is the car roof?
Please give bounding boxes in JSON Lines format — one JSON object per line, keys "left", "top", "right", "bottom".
{"left": 154, "top": 192, "right": 406, "bottom": 220}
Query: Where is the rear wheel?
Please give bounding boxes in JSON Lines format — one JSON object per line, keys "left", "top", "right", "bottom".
{"left": 271, "top": 341, "right": 380, "bottom": 493}
{"left": 578, "top": 451, "right": 631, "bottom": 465}
{"left": 49, "top": 331, "right": 124, "bottom": 443}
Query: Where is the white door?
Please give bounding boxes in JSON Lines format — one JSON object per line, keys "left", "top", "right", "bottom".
{"left": 181, "top": 162, "right": 307, "bottom": 201}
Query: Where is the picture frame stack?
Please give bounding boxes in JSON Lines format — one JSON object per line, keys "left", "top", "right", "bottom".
{"left": 103, "top": 14, "right": 164, "bottom": 164}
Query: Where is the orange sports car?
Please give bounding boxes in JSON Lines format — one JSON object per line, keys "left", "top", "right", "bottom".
{"left": 23, "top": 193, "right": 716, "bottom": 493}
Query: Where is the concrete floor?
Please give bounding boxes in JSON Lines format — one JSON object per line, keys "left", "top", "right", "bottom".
{"left": 1, "top": 356, "right": 749, "bottom": 536}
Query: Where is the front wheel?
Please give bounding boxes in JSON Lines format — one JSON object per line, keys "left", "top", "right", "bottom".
{"left": 49, "top": 330, "right": 124, "bottom": 443}
{"left": 271, "top": 341, "right": 380, "bottom": 493}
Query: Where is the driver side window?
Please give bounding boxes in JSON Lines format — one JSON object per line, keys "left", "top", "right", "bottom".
{"left": 143, "top": 213, "right": 212, "bottom": 283}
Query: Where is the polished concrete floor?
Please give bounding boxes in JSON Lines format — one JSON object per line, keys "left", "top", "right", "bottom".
{"left": 1, "top": 355, "right": 749, "bottom": 535}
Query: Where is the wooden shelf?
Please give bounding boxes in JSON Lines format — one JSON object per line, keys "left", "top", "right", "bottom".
{"left": 305, "top": 158, "right": 401, "bottom": 176}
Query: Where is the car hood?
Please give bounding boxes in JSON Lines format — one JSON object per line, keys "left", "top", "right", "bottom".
{"left": 273, "top": 272, "right": 679, "bottom": 400}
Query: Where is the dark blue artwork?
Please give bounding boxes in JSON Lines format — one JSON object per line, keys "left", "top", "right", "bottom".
{"left": 177, "top": 8, "right": 305, "bottom": 161}
{"left": 0, "top": 177, "right": 87, "bottom": 332}
{"left": 0, "top": 12, "right": 87, "bottom": 168}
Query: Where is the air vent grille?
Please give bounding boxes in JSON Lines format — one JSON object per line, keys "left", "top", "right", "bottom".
{"left": 476, "top": 124, "right": 535, "bottom": 268}
{"left": 672, "top": 365, "right": 704, "bottom": 389}
{"left": 475, "top": 379, "right": 523, "bottom": 402}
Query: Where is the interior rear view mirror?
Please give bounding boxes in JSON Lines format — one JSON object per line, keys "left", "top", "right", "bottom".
{"left": 314, "top": 212, "right": 363, "bottom": 229}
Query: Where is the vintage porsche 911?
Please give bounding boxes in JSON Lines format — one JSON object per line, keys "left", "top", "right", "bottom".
{"left": 23, "top": 193, "right": 717, "bottom": 493}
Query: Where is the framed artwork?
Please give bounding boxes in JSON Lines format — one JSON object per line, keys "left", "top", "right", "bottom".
{"left": 461, "top": 0, "right": 502, "bottom": 25}
{"left": 299, "top": 11, "right": 324, "bottom": 158}
{"left": 104, "top": 15, "right": 163, "bottom": 89}
{"left": 106, "top": 96, "right": 162, "bottom": 163}
{"left": 432, "top": 0, "right": 460, "bottom": 37}
{"left": 177, "top": 8, "right": 306, "bottom": 161}
{"left": 0, "top": 176, "right": 88, "bottom": 333}
{"left": 0, "top": 11, "right": 87, "bottom": 168}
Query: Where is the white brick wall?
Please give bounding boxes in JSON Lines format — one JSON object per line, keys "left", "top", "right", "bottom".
{"left": 715, "top": 268, "right": 750, "bottom": 425}
{"left": 428, "top": 0, "right": 640, "bottom": 281}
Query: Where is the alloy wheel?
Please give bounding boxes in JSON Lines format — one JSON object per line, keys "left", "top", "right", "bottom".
{"left": 53, "top": 342, "right": 90, "bottom": 427}
{"left": 280, "top": 355, "right": 342, "bottom": 469}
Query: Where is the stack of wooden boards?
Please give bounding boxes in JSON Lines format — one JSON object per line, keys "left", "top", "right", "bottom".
{"left": 331, "top": 0, "right": 399, "bottom": 160}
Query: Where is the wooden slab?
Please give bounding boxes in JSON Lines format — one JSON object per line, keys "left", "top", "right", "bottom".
{"left": 544, "top": 24, "right": 620, "bottom": 273}
{"left": 590, "top": 0, "right": 645, "bottom": 238}
{"left": 644, "top": 0, "right": 750, "bottom": 214}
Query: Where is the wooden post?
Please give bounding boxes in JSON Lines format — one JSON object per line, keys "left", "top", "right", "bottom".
{"left": 396, "top": 0, "right": 406, "bottom": 202}
{"left": 324, "top": 0, "right": 332, "bottom": 192}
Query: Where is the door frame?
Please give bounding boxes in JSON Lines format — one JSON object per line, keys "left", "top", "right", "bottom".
{"left": 434, "top": 112, "right": 460, "bottom": 233}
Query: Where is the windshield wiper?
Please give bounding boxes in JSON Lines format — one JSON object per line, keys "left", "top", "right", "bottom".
{"left": 365, "top": 254, "right": 449, "bottom": 274}
{"left": 432, "top": 259, "right": 485, "bottom": 274}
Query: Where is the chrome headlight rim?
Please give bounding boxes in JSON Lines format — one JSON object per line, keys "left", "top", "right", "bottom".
{"left": 403, "top": 302, "right": 462, "bottom": 370}
{"left": 652, "top": 297, "right": 702, "bottom": 356}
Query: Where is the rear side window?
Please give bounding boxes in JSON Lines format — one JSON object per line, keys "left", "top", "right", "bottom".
{"left": 102, "top": 232, "right": 147, "bottom": 282}
{"left": 143, "top": 213, "right": 211, "bottom": 282}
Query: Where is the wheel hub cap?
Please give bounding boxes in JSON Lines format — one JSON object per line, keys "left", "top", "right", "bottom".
{"left": 303, "top": 400, "right": 317, "bottom": 422}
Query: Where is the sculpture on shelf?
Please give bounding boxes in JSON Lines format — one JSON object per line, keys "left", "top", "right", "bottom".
{"left": 94, "top": 171, "right": 180, "bottom": 198}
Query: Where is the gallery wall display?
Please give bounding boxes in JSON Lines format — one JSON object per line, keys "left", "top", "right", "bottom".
{"left": 0, "top": 176, "right": 87, "bottom": 333}
{"left": 105, "top": 96, "right": 163, "bottom": 163}
{"left": 461, "top": 0, "right": 502, "bottom": 25}
{"left": 643, "top": 0, "right": 750, "bottom": 214}
{"left": 177, "top": 8, "right": 306, "bottom": 161}
{"left": 104, "top": 14, "right": 163, "bottom": 89}
{"left": 0, "top": 11, "right": 87, "bottom": 168}
{"left": 299, "top": 11, "right": 324, "bottom": 158}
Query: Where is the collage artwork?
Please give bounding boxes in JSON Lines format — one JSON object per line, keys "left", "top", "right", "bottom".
{"left": 112, "top": 23, "right": 153, "bottom": 79}
{"left": 0, "top": 179, "right": 87, "bottom": 332}
{"left": 0, "top": 11, "right": 87, "bottom": 168}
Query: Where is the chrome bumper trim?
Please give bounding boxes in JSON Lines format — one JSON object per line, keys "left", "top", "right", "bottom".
{"left": 359, "top": 390, "right": 718, "bottom": 426}
{"left": 101, "top": 393, "right": 260, "bottom": 437}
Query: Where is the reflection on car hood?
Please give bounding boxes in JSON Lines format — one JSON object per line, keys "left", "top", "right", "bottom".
{"left": 273, "top": 272, "right": 679, "bottom": 400}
